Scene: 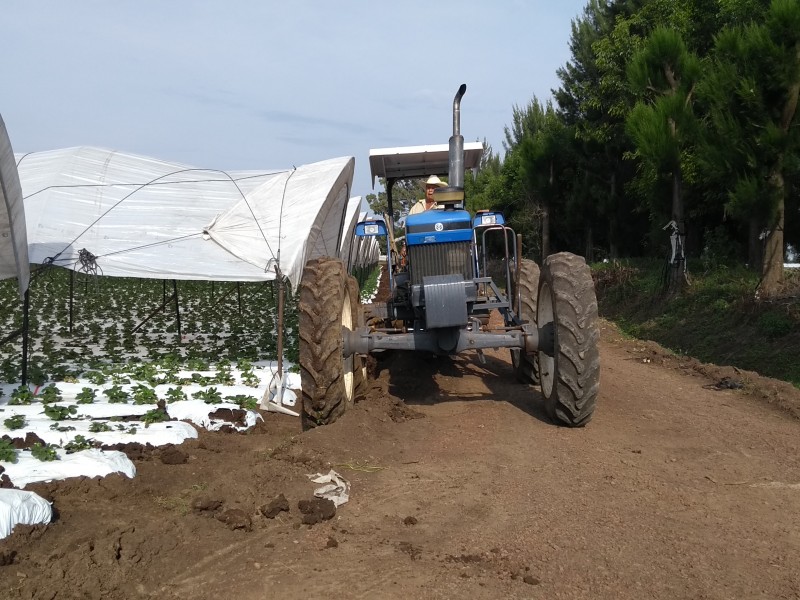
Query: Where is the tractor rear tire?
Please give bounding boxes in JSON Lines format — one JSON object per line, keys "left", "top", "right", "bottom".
{"left": 347, "top": 275, "right": 368, "bottom": 402}
{"left": 510, "top": 258, "right": 541, "bottom": 384}
{"left": 299, "top": 257, "right": 356, "bottom": 429}
{"left": 536, "top": 252, "right": 600, "bottom": 427}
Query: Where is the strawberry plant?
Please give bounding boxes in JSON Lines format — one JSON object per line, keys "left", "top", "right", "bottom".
{"left": 0, "top": 439, "right": 18, "bottom": 463}
{"left": 30, "top": 442, "right": 59, "bottom": 461}
{"left": 38, "top": 383, "right": 63, "bottom": 403}
{"left": 64, "top": 435, "right": 95, "bottom": 453}
{"left": 193, "top": 387, "right": 222, "bottom": 404}
{"left": 241, "top": 371, "right": 260, "bottom": 387}
{"left": 103, "top": 384, "right": 130, "bottom": 403}
{"left": 3, "top": 414, "right": 26, "bottom": 430}
{"left": 75, "top": 387, "right": 98, "bottom": 404}
{"left": 10, "top": 386, "right": 34, "bottom": 405}
{"left": 132, "top": 384, "right": 158, "bottom": 405}
{"left": 165, "top": 386, "right": 187, "bottom": 403}
{"left": 50, "top": 423, "right": 76, "bottom": 432}
{"left": 84, "top": 370, "right": 107, "bottom": 385}
{"left": 89, "top": 421, "right": 112, "bottom": 433}
{"left": 225, "top": 394, "right": 259, "bottom": 410}
{"left": 44, "top": 404, "right": 78, "bottom": 420}
{"left": 141, "top": 408, "right": 169, "bottom": 427}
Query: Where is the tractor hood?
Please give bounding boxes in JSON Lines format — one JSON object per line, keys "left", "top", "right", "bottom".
{"left": 405, "top": 209, "right": 472, "bottom": 246}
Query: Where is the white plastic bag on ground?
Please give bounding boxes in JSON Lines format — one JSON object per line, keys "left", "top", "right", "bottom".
{"left": 307, "top": 470, "right": 350, "bottom": 507}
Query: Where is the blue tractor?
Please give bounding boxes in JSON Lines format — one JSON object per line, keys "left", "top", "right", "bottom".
{"left": 297, "top": 85, "right": 599, "bottom": 429}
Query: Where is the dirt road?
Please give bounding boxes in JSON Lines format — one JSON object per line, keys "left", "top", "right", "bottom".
{"left": 2, "top": 319, "right": 800, "bottom": 600}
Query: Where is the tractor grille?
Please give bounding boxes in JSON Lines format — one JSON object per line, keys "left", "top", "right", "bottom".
{"left": 408, "top": 241, "right": 473, "bottom": 286}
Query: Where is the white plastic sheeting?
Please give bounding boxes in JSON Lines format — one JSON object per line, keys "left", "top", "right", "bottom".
{"left": 0, "top": 115, "right": 29, "bottom": 298}
{"left": 340, "top": 200, "right": 381, "bottom": 273}
{"left": 340, "top": 196, "right": 362, "bottom": 269}
{"left": 17, "top": 148, "right": 354, "bottom": 288}
{"left": 0, "top": 489, "right": 52, "bottom": 539}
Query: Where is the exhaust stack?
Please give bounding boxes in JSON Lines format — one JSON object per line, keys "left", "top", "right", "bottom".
{"left": 449, "top": 84, "right": 466, "bottom": 190}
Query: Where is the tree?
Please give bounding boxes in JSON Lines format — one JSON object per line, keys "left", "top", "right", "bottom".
{"left": 626, "top": 27, "right": 701, "bottom": 292}
{"left": 519, "top": 99, "right": 573, "bottom": 259}
{"left": 365, "top": 178, "right": 426, "bottom": 231}
{"left": 699, "top": 0, "right": 800, "bottom": 296}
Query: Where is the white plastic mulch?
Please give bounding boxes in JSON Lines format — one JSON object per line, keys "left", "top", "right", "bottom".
{"left": 0, "top": 363, "right": 303, "bottom": 539}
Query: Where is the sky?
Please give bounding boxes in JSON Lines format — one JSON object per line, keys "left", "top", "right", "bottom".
{"left": 0, "top": 0, "right": 587, "bottom": 200}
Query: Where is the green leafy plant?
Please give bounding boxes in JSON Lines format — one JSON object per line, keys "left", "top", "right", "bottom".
{"left": 132, "top": 384, "right": 158, "bottom": 405}
{"left": 111, "top": 373, "right": 131, "bottom": 385}
{"left": 103, "top": 384, "right": 130, "bottom": 403}
{"left": 187, "top": 357, "right": 210, "bottom": 371}
{"left": 84, "top": 370, "right": 108, "bottom": 385}
{"left": 27, "top": 364, "right": 48, "bottom": 386}
{"left": 76, "top": 387, "right": 98, "bottom": 404}
{"left": 241, "top": 371, "right": 260, "bottom": 387}
{"left": 64, "top": 435, "right": 95, "bottom": 453}
{"left": 30, "top": 442, "right": 59, "bottom": 462}
{"left": 189, "top": 372, "right": 211, "bottom": 385}
{"left": 3, "top": 414, "right": 27, "bottom": 430}
{"left": 50, "top": 423, "right": 76, "bottom": 432}
{"left": 0, "top": 439, "right": 18, "bottom": 463}
{"left": 165, "top": 386, "right": 187, "bottom": 403}
{"left": 193, "top": 387, "right": 222, "bottom": 404}
{"left": 141, "top": 408, "right": 169, "bottom": 427}
{"left": 225, "top": 394, "right": 259, "bottom": 411}
{"left": 38, "top": 383, "right": 63, "bottom": 404}
{"left": 43, "top": 404, "right": 78, "bottom": 421}
{"left": 9, "top": 386, "right": 35, "bottom": 405}
{"left": 89, "top": 421, "right": 112, "bottom": 433}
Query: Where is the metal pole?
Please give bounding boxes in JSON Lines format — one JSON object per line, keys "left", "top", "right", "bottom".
{"left": 69, "top": 269, "right": 74, "bottom": 335}
{"left": 172, "top": 280, "right": 181, "bottom": 340}
{"left": 515, "top": 233, "right": 523, "bottom": 316}
{"left": 275, "top": 259, "right": 284, "bottom": 380}
{"left": 21, "top": 289, "right": 30, "bottom": 386}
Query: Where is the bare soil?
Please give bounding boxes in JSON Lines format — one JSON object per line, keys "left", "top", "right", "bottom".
{"left": 2, "top": 318, "right": 800, "bottom": 599}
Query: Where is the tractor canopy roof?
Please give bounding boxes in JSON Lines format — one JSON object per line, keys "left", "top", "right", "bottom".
{"left": 368, "top": 142, "right": 484, "bottom": 188}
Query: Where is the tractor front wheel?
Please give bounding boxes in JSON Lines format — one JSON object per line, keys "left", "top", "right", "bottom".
{"left": 536, "top": 252, "right": 600, "bottom": 427}
{"left": 299, "top": 257, "right": 357, "bottom": 429}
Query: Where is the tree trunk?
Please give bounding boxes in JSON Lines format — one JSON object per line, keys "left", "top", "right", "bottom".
{"left": 584, "top": 224, "right": 594, "bottom": 263}
{"left": 760, "top": 168, "right": 785, "bottom": 298}
{"left": 667, "top": 169, "right": 686, "bottom": 295}
{"left": 748, "top": 218, "right": 763, "bottom": 272}
{"left": 608, "top": 172, "right": 619, "bottom": 259}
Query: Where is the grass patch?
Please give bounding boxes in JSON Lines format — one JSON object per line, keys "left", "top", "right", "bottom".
{"left": 595, "top": 259, "right": 800, "bottom": 388}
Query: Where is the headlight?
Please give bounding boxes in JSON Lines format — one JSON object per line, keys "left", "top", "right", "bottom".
{"left": 365, "top": 224, "right": 379, "bottom": 234}
{"left": 481, "top": 214, "right": 496, "bottom": 225}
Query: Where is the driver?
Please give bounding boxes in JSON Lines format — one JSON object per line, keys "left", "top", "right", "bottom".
{"left": 408, "top": 175, "right": 446, "bottom": 215}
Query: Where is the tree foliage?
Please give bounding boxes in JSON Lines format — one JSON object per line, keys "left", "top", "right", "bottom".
{"left": 469, "top": 0, "right": 798, "bottom": 297}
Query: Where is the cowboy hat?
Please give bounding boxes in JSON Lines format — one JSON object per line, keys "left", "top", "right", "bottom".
{"left": 425, "top": 175, "right": 447, "bottom": 188}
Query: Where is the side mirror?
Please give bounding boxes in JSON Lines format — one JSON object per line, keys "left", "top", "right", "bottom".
{"left": 355, "top": 219, "right": 388, "bottom": 237}
{"left": 473, "top": 211, "right": 506, "bottom": 228}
